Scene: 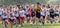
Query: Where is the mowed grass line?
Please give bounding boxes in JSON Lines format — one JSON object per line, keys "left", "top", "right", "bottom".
{"left": 0, "top": 23, "right": 60, "bottom": 28}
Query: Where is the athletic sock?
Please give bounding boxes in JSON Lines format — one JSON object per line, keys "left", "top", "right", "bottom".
{"left": 50, "top": 20, "right": 53, "bottom": 24}
{"left": 42, "top": 22, "right": 44, "bottom": 26}
{"left": 3, "top": 21, "right": 7, "bottom": 28}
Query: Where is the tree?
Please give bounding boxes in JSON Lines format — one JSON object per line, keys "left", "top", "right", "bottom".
{"left": 0, "top": 0, "right": 49, "bottom": 5}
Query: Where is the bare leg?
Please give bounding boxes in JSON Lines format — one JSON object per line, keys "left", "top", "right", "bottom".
{"left": 3, "top": 21, "right": 7, "bottom": 28}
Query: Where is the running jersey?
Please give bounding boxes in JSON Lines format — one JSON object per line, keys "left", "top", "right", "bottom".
{"left": 54, "top": 9, "right": 59, "bottom": 14}
{"left": 19, "top": 10, "right": 26, "bottom": 17}
{"left": 2, "top": 9, "right": 8, "bottom": 14}
{"left": 27, "top": 7, "right": 31, "bottom": 12}
{"left": 10, "top": 12, "right": 15, "bottom": 19}
{"left": 12, "top": 7, "right": 18, "bottom": 12}
{"left": 7, "top": 10, "right": 11, "bottom": 18}
{"left": 35, "top": 6, "right": 41, "bottom": 12}
{"left": 26, "top": 7, "right": 31, "bottom": 15}
{"left": 41, "top": 8, "right": 46, "bottom": 16}
{"left": 46, "top": 8, "right": 50, "bottom": 15}
{"left": 31, "top": 9, "right": 35, "bottom": 16}
{"left": 49, "top": 8, "right": 54, "bottom": 13}
{"left": 0, "top": 8, "right": 3, "bottom": 15}
{"left": 15, "top": 11, "right": 19, "bottom": 17}
{"left": 22, "top": 7, "right": 26, "bottom": 12}
{"left": 11, "top": 12, "right": 15, "bottom": 17}
{"left": 59, "top": 9, "right": 60, "bottom": 14}
{"left": 1, "top": 14, "right": 7, "bottom": 19}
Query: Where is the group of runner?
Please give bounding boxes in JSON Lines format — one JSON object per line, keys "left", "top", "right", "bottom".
{"left": 0, "top": 2, "right": 60, "bottom": 28}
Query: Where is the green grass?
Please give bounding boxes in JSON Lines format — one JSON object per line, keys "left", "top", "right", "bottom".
{"left": 0, "top": 22, "right": 60, "bottom": 28}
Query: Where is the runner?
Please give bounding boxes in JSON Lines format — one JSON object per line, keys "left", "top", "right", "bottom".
{"left": 41, "top": 5, "right": 46, "bottom": 26}
{"left": 31, "top": 6, "right": 36, "bottom": 25}
{"left": 1, "top": 8, "right": 8, "bottom": 28}
{"left": 49, "top": 7, "right": 55, "bottom": 24}
{"left": 19, "top": 9, "right": 26, "bottom": 27}
{"left": 26, "top": 6, "right": 31, "bottom": 23}
{"left": 35, "top": 2, "right": 42, "bottom": 24}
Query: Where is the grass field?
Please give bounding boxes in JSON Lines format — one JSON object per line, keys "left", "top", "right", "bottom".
{"left": 0, "top": 22, "right": 60, "bottom": 28}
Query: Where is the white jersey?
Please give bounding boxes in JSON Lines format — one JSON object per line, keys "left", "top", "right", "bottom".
{"left": 7, "top": 10, "right": 11, "bottom": 18}
{"left": 10, "top": 17, "right": 16, "bottom": 19}
{"left": 0, "top": 8, "right": 3, "bottom": 15}
{"left": 54, "top": 9, "right": 59, "bottom": 14}
{"left": 2, "top": 9, "right": 7, "bottom": 14}
{"left": 19, "top": 10, "right": 26, "bottom": 17}
{"left": 46, "top": 8, "right": 50, "bottom": 15}
{"left": 58, "top": 7, "right": 60, "bottom": 14}
{"left": 15, "top": 12, "right": 19, "bottom": 17}
{"left": 12, "top": 7, "right": 18, "bottom": 12}
{"left": 1, "top": 14, "right": 7, "bottom": 19}
{"left": 41, "top": 8, "right": 46, "bottom": 16}
{"left": 41, "top": 12, "right": 46, "bottom": 16}
{"left": 10, "top": 12, "right": 15, "bottom": 19}
{"left": 11, "top": 12, "right": 15, "bottom": 16}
